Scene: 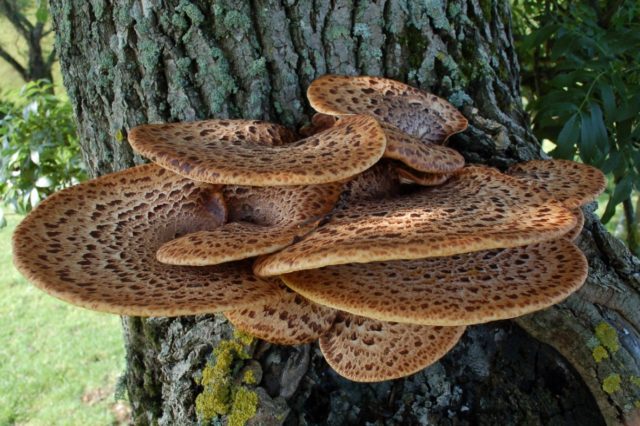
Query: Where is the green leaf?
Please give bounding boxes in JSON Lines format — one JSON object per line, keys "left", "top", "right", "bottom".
{"left": 552, "top": 113, "right": 579, "bottom": 159}
{"left": 36, "top": 0, "right": 49, "bottom": 24}
{"left": 601, "top": 175, "right": 633, "bottom": 224}
{"left": 523, "top": 24, "right": 560, "bottom": 49}
{"left": 579, "top": 108, "right": 606, "bottom": 165}
{"left": 600, "top": 150, "right": 623, "bottom": 175}
{"left": 599, "top": 84, "right": 616, "bottom": 122}
{"left": 589, "top": 103, "right": 609, "bottom": 155}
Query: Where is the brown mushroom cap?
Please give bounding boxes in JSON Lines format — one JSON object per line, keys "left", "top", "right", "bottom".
{"left": 12, "top": 164, "right": 281, "bottom": 316}
{"left": 254, "top": 166, "right": 577, "bottom": 276}
{"left": 157, "top": 183, "right": 343, "bottom": 266}
{"left": 567, "top": 208, "right": 585, "bottom": 240}
{"left": 319, "top": 313, "right": 465, "bottom": 382}
{"left": 128, "top": 115, "right": 386, "bottom": 186}
{"left": 395, "top": 164, "right": 450, "bottom": 186}
{"left": 382, "top": 122, "right": 465, "bottom": 173}
{"left": 301, "top": 115, "right": 464, "bottom": 174}
{"left": 507, "top": 159, "right": 606, "bottom": 208}
{"left": 282, "top": 239, "right": 587, "bottom": 326}
{"left": 307, "top": 75, "right": 468, "bottom": 143}
{"left": 225, "top": 284, "right": 337, "bottom": 345}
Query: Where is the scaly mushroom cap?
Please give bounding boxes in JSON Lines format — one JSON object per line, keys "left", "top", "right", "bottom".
{"left": 566, "top": 208, "right": 585, "bottom": 240}
{"left": 225, "top": 284, "right": 337, "bottom": 345}
{"left": 382, "top": 122, "right": 465, "bottom": 173}
{"left": 157, "top": 183, "right": 343, "bottom": 266}
{"left": 254, "top": 166, "right": 577, "bottom": 276}
{"left": 12, "top": 164, "right": 281, "bottom": 316}
{"left": 507, "top": 159, "right": 606, "bottom": 208}
{"left": 301, "top": 115, "right": 464, "bottom": 174}
{"left": 319, "top": 313, "right": 465, "bottom": 382}
{"left": 282, "top": 239, "right": 587, "bottom": 326}
{"left": 128, "top": 115, "right": 386, "bottom": 186}
{"left": 395, "top": 164, "right": 450, "bottom": 186}
{"left": 307, "top": 75, "right": 468, "bottom": 143}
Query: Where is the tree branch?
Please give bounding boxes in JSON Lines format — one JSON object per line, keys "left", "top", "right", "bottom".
{"left": 0, "top": 45, "right": 27, "bottom": 80}
{"left": 0, "top": 0, "right": 34, "bottom": 38}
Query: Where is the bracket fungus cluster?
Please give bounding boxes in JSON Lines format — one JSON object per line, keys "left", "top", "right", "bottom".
{"left": 13, "top": 75, "right": 606, "bottom": 383}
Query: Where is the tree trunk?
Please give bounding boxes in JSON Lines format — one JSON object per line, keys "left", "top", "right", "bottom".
{"left": 49, "top": 0, "right": 640, "bottom": 424}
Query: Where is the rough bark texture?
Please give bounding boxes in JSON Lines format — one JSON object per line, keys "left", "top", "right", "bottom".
{"left": 49, "top": 0, "right": 640, "bottom": 424}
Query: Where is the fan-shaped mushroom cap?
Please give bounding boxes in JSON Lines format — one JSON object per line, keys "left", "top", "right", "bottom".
{"left": 396, "top": 164, "right": 450, "bottom": 186}
{"left": 254, "top": 166, "right": 577, "bottom": 276}
{"left": 225, "top": 284, "right": 337, "bottom": 345}
{"left": 128, "top": 115, "right": 386, "bottom": 186}
{"left": 282, "top": 239, "right": 587, "bottom": 326}
{"left": 382, "top": 123, "right": 464, "bottom": 173}
{"left": 12, "top": 164, "right": 281, "bottom": 316}
{"left": 157, "top": 183, "right": 343, "bottom": 266}
{"left": 567, "top": 208, "right": 585, "bottom": 240}
{"left": 507, "top": 159, "right": 606, "bottom": 208}
{"left": 319, "top": 313, "right": 465, "bottom": 382}
{"left": 307, "top": 75, "right": 468, "bottom": 143}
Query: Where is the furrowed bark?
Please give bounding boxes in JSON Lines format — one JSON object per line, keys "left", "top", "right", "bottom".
{"left": 49, "top": 0, "right": 639, "bottom": 424}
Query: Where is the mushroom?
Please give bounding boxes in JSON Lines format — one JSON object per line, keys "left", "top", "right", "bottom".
{"left": 281, "top": 239, "right": 588, "bottom": 326}
{"left": 566, "top": 208, "right": 585, "bottom": 240}
{"left": 128, "top": 115, "right": 386, "bottom": 186}
{"left": 507, "top": 159, "right": 606, "bottom": 208}
{"left": 306, "top": 74, "right": 468, "bottom": 143}
{"left": 395, "top": 163, "right": 450, "bottom": 186}
{"left": 11, "top": 73, "right": 606, "bottom": 384}
{"left": 157, "top": 183, "right": 343, "bottom": 266}
{"left": 335, "top": 161, "right": 401, "bottom": 209}
{"left": 381, "top": 122, "right": 465, "bottom": 174}
{"left": 299, "top": 113, "right": 339, "bottom": 137}
{"left": 254, "top": 166, "right": 577, "bottom": 277}
{"left": 224, "top": 283, "right": 337, "bottom": 345}
{"left": 12, "top": 164, "right": 281, "bottom": 316}
{"left": 301, "top": 113, "right": 465, "bottom": 175}
{"left": 320, "top": 313, "right": 465, "bottom": 382}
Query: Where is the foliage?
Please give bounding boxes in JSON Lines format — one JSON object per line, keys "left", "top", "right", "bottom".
{"left": 0, "top": 80, "right": 86, "bottom": 219}
{"left": 513, "top": 0, "right": 640, "bottom": 253}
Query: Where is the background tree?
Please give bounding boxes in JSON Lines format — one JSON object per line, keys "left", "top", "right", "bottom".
{"left": 0, "top": 0, "right": 55, "bottom": 83}
{"left": 48, "top": 0, "right": 640, "bottom": 424}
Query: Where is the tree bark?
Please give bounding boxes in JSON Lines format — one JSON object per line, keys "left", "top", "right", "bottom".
{"left": 49, "top": 0, "right": 640, "bottom": 424}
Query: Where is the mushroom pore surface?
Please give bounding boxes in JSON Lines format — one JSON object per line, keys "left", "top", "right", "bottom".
{"left": 12, "top": 164, "right": 281, "bottom": 316}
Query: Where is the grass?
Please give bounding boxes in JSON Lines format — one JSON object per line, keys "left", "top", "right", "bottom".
{"left": 0, "top": 213, "right": 129, "bottom": 426}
